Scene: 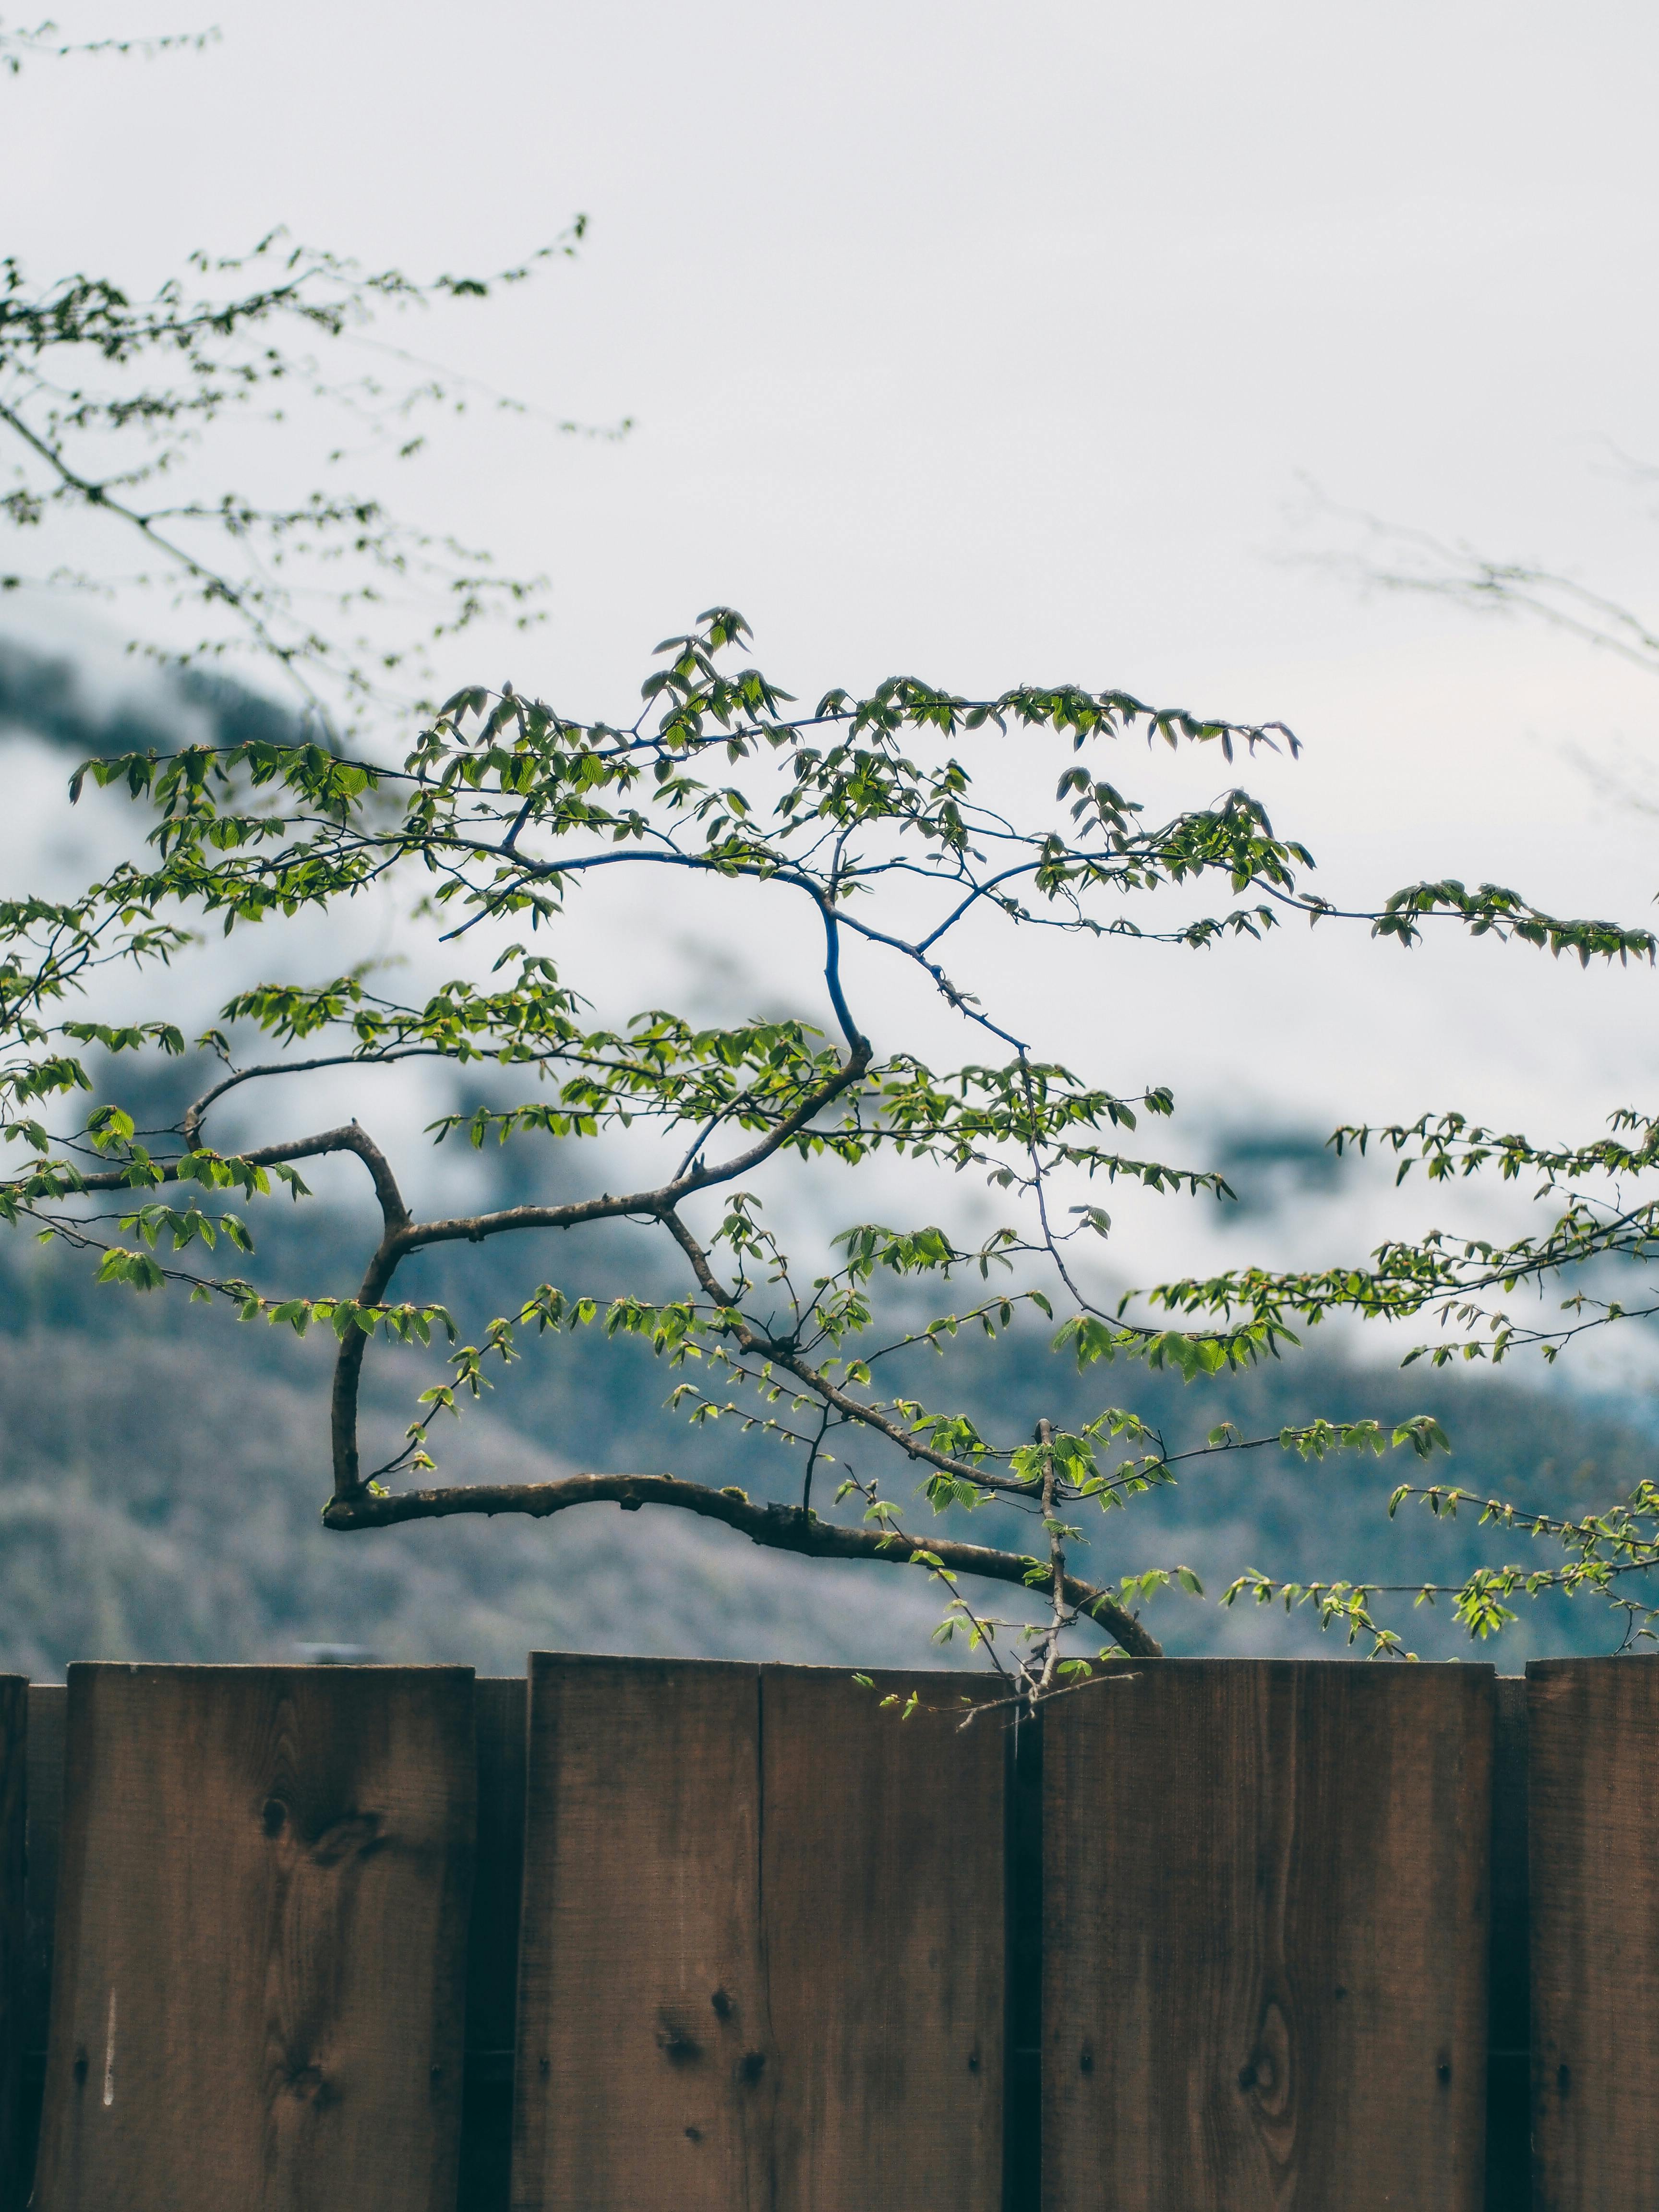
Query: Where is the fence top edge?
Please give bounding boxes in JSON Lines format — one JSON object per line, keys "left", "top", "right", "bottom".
{"left": 526, "top": 1651, "right": 1501, "bottom": 1683}
{"left": 528, "top": 1649, "right": 760, "bottom": 1675}
{"left": 15, "top": 1655, "right": 1546, "bottom": 1690}
{"left": 1034, "top": 1656, "right": 1499, "bottom": 1677}
{"left": 60, "top": 1660, "right": 478, "bottom": 1680}
{"left": 527, "top": 1651, "right": 1006, "bottom": 1684}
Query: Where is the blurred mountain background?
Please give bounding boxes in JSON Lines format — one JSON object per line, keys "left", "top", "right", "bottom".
{"left": 2, "top": 640, "right": 1651, "bottom": 1680}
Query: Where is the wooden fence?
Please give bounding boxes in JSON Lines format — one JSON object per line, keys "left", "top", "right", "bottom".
{"left": 0, "top": 1654, "right": 1652, "bottom": 2209}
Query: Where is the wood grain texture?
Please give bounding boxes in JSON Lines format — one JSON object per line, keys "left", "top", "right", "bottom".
{"left": 15, "top": 1684, "right": 64, "bottom": 2211}
{"left": 22, "top": 1687, "right": 66, "bottom": 2074}
{"left": 761, "top": 1666, "right": 1004, "bottom": 2212}
{"left": 511, "top": 1657, "right": 1005, "bottom": 2212}
{"left": 1529, "top": 1656, "right": 1659, "bottom": 2210}
{"left": 1485, "top": 1677, "right": 1529, "bottom": 2212}
{"left": 1044, "top": 1659, "right": 1493, "bottom": 2212}
{"left": 0, "top": 1678, "right": 26, "bottom": 2212}
{"left": 512, "top": 1655, "right": 768, "bottom": 2212}
{"left": 34, "top": 1663, "right": 476, "bottom": 2212}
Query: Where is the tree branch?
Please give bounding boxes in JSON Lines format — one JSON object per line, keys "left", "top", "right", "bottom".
{"left": 320, "top": 1469, "right": 1164, "bottom": 1658}
{"left": 325, "top": 1037, "right": 872, "bottom": 1497}
{"left": 181, "top": 1048, "right": 449, "bottom": 1147}
{"left": 656, "top": 1202, "right": 1045, "bottom": 1500}
{"left": 50, "top": 1120, "right": 407, "bottom": 1211}
{"left": 1036, "top": 1418, "right": 1066, "bottom": 1693}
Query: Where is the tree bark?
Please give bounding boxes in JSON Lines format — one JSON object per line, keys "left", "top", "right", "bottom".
{"left": 322, "top": 1471, "right": 1164, "bottom": 1659}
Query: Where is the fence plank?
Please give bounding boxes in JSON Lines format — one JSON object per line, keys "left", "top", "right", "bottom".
{"left": 1529, "top": 1656, "right": 1659, "bottom": 2210}
{"left": 22, "top": 1688, "right": 66, "bottom": 2079}
{"left": 33, "top": 1663, "right": 475, "bottom": 2212}
{"left": 511, "top": 1657, "right": 1006, "bottom": 2212}
{"left": 511, "top": 1655, "right": 767, "bottom": 2212}
{"left": 761, "top": 1666, "right": 1004, "bottom": 2212}
{"left": 1044, "top": 1659, "right": 1493, "bottom": 2212}
{"left": 0, "top": 1678, "right": 26, "bottom": 2212}
{"left": 16, "top": 1684, "right": 65, "bottom": 2209}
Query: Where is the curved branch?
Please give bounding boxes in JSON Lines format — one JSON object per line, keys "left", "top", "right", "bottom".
{"left": 443, "top": 836, "right": 1032, "bottom": 1052}
{"left": 53, "top": 1120, "right": 407, "bottom": 1210}
{"left": 387, "top": 1037, "right": 874, "bottom": 1261}
{"left": 657, "top": 1202, "right": 1043, "bottom": 1500}
{"left": 307, "top": 1127, "right": 413, "bottom": 1496}
{"left": 328, "top": 1037, "right": 872, "bottom": 1497}
{"left": 321, "top": 1469, "right": 1164, "bottom": 1658}
{"left": 26, "top": 1117, "right": 412, "bottom": 1498}
{"left": 181, "top": 1048, "right": 448, "bottom": 1147}
{"left": 787, "top": 872, "right": 866, "bottom": 1057}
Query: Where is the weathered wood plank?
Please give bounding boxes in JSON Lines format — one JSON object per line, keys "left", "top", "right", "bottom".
{"left": 458, "top": 1676, "right": 528, "bottom": 2212}
{"left": 1485, "top": 1677, "right": 1529, "bottom": 2212}
{"left": 1044, "top": 1659, "right": 1493, "bottom": 2212}
{"left": 22, "top": 1687, "right": 66, "bottom": 2076}
{"left": 34, "top": 1663, "right": 475, "bottom": 2212}
{"left": 1529, "top": 1656, "right": 1659, "bottom": 2210}
{"left": 0, "top": 1677, "right": 26, "bottom": 2212}
{"left": 511, "top": 1654, "right": 767, "bottom": 2212}
{"left": 511, "top": 1657, "right": 1007, "bottom": 2212}
{"left": 760, "top": 1665, "right": 1004, "bottom": 2212}
{"left": 16, "top": 1683, "right": 65, "bottom": 2210}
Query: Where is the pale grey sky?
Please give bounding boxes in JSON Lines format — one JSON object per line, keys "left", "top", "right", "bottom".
{"left": 9, "top": 0, "right": 1657, "bottom": 691}
{"left": 5, "top": 0, "right": 1659, "bottom": 1372}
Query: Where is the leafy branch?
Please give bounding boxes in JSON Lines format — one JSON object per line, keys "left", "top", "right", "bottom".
{"left": 7, "top": 599, "right": 1656, "bottom": 1677}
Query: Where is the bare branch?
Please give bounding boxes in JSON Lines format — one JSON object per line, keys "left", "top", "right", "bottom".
{"left": 1036, "top": 1418, "right": 1066, "bottom": 1694}
{"left": 181, "top": 1048, "right": 449, "bottom": 1148}
{"left": 321, "top": 1468, "right": 1164, "bottom": 1658}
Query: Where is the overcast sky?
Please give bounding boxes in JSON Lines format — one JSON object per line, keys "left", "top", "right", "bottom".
{"left": 5, "top": 0, "right": 1659, "bottom": 1377}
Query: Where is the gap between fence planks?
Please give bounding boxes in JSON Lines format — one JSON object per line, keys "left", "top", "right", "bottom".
{"left": 457, "top": 1676, "right": 528, "bottom": 2212}
{"left": 1485, "top": 1677, "right": 1530, "bottom": 2212}
{"left": 1043, "top": 1659, "right": 1494, "bottom": 2212}
{"left": 510, "top": 1655, "right": 1007, "bottom": 2212}
{"left": 1529, "top": 1655, "right": 1659, "bottom": 2211}
{"left": 31, "top": 1664, "right": 476, "bottom": 2212}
